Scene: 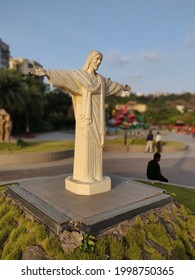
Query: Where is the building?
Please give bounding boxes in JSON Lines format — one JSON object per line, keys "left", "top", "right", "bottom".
{"left": 9, "top": 58, "right": 43, "bottom": 75}
{"left": 121, "top": 90, "right": 131, "bottom": 97}
{"left": 136, "top": 92, "right": 144, "bottom": 97}
{"left": 0, "top": 38, "right": 10, "bottom": 69}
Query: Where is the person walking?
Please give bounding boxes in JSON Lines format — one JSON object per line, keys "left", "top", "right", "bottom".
{"left": 145, "top": 130, "right": 154, "bottom": 153}
{"left": 147, "top": 152, "right": 168, "bottom": 182}
{"left": 155, "top": 131, "right": 162, "bottom": 153}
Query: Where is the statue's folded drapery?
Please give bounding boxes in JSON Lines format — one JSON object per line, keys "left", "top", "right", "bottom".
{"left": 47, "top": 69, "right": 124, "bottom": 182}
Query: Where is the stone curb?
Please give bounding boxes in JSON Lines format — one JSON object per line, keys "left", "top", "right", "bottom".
{"left": 0, "top": 149, "right": 74, "bottom": 165}
{"left": 0, "top": 144, "right": 187, "bottom": 166}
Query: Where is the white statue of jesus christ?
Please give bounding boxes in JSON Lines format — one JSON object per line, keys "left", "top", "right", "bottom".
{"left": 29, "top": 50, "right": 131, "bottom": 187}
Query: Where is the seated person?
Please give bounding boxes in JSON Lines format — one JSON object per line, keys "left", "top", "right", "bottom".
{"left": 147, "top": 152, "right": 168, "bottom": 182}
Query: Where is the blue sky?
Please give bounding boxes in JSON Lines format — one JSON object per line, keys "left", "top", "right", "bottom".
{"left": 1, "top": 0, "right": 195, "bottom": 94}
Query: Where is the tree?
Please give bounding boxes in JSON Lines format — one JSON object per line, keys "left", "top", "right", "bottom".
{"left": 182, "top": 112, "right": 195, "bottom": 126}
{"left": 0, "top": 69, "right": 47, "bottom": 134}
{"left": 23, "top": 76, "right": 46, "bottom": 133}
{"left": 43, "top": 88, "right": 74, "bottom": 130}
{"left": 0, "top": 69, "right": 27, "bottom": 114}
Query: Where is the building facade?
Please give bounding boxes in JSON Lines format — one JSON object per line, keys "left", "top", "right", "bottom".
{"left": 9, "top": 58, "right": 43, "bottom": 75}
{"left": 0, "top": 38, "right": 10, "bottom": 69}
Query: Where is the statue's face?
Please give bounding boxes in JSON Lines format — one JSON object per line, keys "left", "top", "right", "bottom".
{"left": 90, "top": 54, "right": 103, "bottom": 71}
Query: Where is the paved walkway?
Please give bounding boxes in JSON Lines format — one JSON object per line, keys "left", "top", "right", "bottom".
{"left": 1, "top": 131, "right": 195, "bottom": 188}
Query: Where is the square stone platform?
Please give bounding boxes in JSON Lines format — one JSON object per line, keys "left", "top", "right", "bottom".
{"left": 6, "top": 174, "right": 172, "bottom": 234}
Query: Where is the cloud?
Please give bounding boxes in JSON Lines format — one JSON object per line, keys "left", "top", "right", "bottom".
{"left": 140, "top": 50, "right": 161, "bottom": 63}
{"left": 104, "top": 50, "right": 131, "bottom": 66}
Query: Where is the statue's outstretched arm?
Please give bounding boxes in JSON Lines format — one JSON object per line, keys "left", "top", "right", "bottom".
{"left": 28, "top": 66, "right": 48, "bottom": 77}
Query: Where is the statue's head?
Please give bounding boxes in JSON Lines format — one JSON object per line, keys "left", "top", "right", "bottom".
{"left": 83, "top": 50, "right": 103, "bottom": 71}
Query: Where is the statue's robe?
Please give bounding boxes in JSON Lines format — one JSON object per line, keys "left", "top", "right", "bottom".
{"left": 47, "top": 69, "right": 124, "bottom": 182}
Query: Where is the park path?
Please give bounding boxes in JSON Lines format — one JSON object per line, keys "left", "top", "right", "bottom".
{"left": 0, "top": 131, "right": 195, "bottom": 188}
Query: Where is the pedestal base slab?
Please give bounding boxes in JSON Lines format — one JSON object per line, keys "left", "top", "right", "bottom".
{"left": 65, "top": 176, "right": 111, "bottom": 195}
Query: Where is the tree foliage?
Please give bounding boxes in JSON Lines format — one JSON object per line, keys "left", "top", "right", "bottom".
{"left": 23, "top": 76, "right": 46, "bottom": 132}
{"left": 1, "top": 68, "right": 195, "bottom": 134}
{"left": 43, "top": 88, "right": 74, "bottom": 131}
{"left": 106, "top": 92, "right": 195, "bottom": 127}
{"left": 0, "top": 69, "right": 27, "bottom": 113}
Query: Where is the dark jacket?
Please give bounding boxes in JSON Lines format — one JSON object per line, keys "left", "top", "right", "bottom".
{"left": 146, "top": 133, "right": 154, "bottom": 141}
{"left": 147, "top": 159, "right": 168, "bottom": 182}
{"left": 147, "top": 159, "right": 161, "bottom": 180}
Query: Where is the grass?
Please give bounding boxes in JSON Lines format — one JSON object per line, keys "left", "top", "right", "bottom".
{"left": 0, "top": 137, "right": 184, "bottom": 153}
{"left": 106, "top": 137, "right": 146, "bottom": 145}
{"left": 163, "top": 140, "right": 185, "bottom": 147}
{"left": 0, "top": 140, "right": 74, "bottom": 153}
{"left": 0, "top": 181, "right": 195, "bottom": 260}
{"left": 105, "top": 137, "right": 184, "bottom": 147}
{"left": 137, "top": 180, "right": 195, "bottom": 215}
{"left": 0, "top": 184, "right": 65, "bottom": 260}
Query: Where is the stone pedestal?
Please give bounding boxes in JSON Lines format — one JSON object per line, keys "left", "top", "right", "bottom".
{"left": 6, "top": 174, "right": 172, "bottom": 234}
{"left": 65, "top": 175, "right": 111, "bottom": 195}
